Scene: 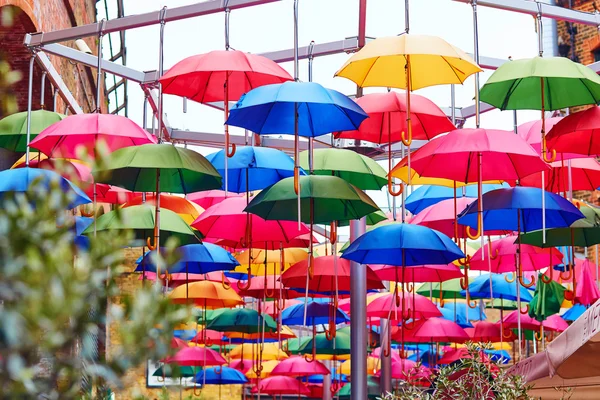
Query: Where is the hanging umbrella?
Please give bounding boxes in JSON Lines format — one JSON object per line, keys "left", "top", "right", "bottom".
{"left": 464, "top": 273, "right": 534, "bottom": 302}
{"left": 236, "top": 275, "right": 302, "bottom": 299}
{"left": 0, "top": 109, "right": 66, "bottom": 152}
{"left": 411, "top": 318, "right": 470, "bottom": 343}
{"left": 229, "top": 343, "right": 288, "bottom": 360}
{"left": 83, "top": 205, "right": 199, "bottom": 246}
{"left": 281, "top": 301, "right": 350, "bottom": 326}
{"left": 529, "top": 273, "right": 566, "bottom": 322}
{"left": 366, "top": 292, "right": 442, "bottom": 320}
{"left": 206, "top": 146, "right": 300, "bottom": 193}
{"left": 0, "top": 167, "right": 90, "bottom": 209}
{"left": 298, "top": 148, "right": 387, "bottom": 191}
{"left": 163, "top": 346, "right": 226, "bottom": 367}
{"left": 517, "top": 117, "right": 582, "bottom": 160}
{"left": 169, "top": 280, "right": 243, "bottom": 308}
{"left": 137, "top": 243, "right": 239, "bottom": 274}
{"left": 206, "top": 308, "right": 278, "bottom": 334}
{"left": 190, "top": 329, "right": 226, "bottom": 346}
{"left": 502, "top": 310, "right": 543, "bottom": 331}
{"left": 339, "top": 357, "right": 380, "bottom": 376}
{"left": 153, "top": 365, "right": 195, "bottom": 379}
{"left": 517, "top": 158, "right": 600, "bottom": 192}
{"left": 371, "top": 263, "right": 463, "bottom": 283}
{"left": 468, "top": 321, "right": 516, "bottom": 342}
{"left": 405, "top": 183, "right": 508, "bottom": 215}
{"left": 245, "top": 359, "right": 281, "bottom": 379}
{"left": 572, "top": 259, "right": 600, "bottom": 306}
{"left": 299, "top": 330, "right": 352, "bottom": 357}
{"left": 29, "top": 113, "right": 157, "bottom": 159}
{"left": 186, "top": 189, "right": 242, "bottom": 209}
{"left": 271, "top": 355, "right": 330, "bottom": 377}
{"left": 253, "top": 376, "right": 311, "bottom": 396}
{"left": 171, "top": 337, "right": 189, "bottom": 349}
{"left": 123, "top": 194, "right": 204, "bottom": 225}
{"left": 193, "top": 366, "right": 248, "bottom": 385}
{"left": 438, "top": 306, "right": 474, "bottom": 329}
{"left": 546, "top": 106, "right": 600, "bottom": 156}
{"left": 561, "top": 303, "right": 587, "bottom": 321}
{"left": 441, "top": 302, "right": 487, "bottom": 323}
{"left": 233, "top": 248, "right": 309, "bottom": 275}
{"left": 480, "top": 56, "right": 600, "bottom": 162}
{"left": 12, "top": 158, "right": 93, "bottom": 186}
{"left": 225, "top": 326, "right": 296, "bottom": 343}
{"left": 416, "top": 278, "right": 464, "bottom": 300}
{"left": 92, "top": 184, "right": 138, "bottom": 204}
{"left": 335, "top": 377, "right": 381, "bottom": 399}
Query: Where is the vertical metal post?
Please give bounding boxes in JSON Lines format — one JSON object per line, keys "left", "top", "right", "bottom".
{"left": 157, "top": 7, "right": 167, "bottom": 141}
{"left": 350, "top": 218, "right": 367, "bottom": 400}
{"left": 405, "top": 0, "right": 410, "bottom": 33}
{"left": 40, "top": 71, "right": 47, "bottom": 109}
{"left": 53, "top": 87, "right": 58, "bottom": 111}
{"left": 25, "top": 54, "right": 35, "bottom": 166}
{"left": 379, "top": 282, "right": 392, "bottom": 395}
{"left": 471, "top": 0, "right": 480, "bottom": 129}
{"left": 308, "top": 41, "right": 315, "bottom": 173}
{"left": 96, "top": 21, "right": 106, "bottom": 113}
{"left": 450, "top": 84, "right": 456, "bottom": 126}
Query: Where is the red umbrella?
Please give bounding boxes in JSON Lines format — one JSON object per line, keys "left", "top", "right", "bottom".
{"left": 29, "top": 114, "right": 157, "bottom": 159}
{"left": 370, "top": 263, "right": 463, "bottom": 283}
{"left": 411, "top": 317, "right": 470, "bottom": 343}
{"left": 270, "top": 355, "right": 330, "bottom": 377}
{"left": 335, "top": 91, "right": 454, "bottom": 196}
{"left": 171, "top": 337, "right": 189, "bottom": 349}
{"left": 236, "top": 275, "right": 302, "bottom": 299}
{"left": 467, "top": 321, "right": 516, "bottom": 342}
{"left": 516, "top": 158, "right": 600, "bottom": 192}
{"left": 253, "top": 375, "right": 311, "bottom": 396}
{"left": 502, "top": 310, "right": 541, "bottom": 331}
{"left": 92, "top": 184, "right": 138, "bottom": 204}
{"left": 281, "top": 255, "right": 385, "bottom": 292}
{"left": 187, "top": 190, "right": 242, "bottom": 209}
{"left": 163, "top": 346, "right": 226, "bottom": 367}
{"left": 366, "top": 292, "right": 441, "bottom": 320}
{"left": 229, "top": 359, "right": 252, "bottom": 373}
{"left": 546, "top": 106, "right": 600, "bottom": 156}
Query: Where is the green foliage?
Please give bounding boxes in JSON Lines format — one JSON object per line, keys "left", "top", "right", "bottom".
{"left": 0, "top": 170, "right": 189, "bottom": 398}
{"left": 379, "top": 343, "right": 533, "bottom": 400}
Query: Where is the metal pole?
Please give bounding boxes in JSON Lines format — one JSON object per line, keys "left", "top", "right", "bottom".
{"left": 53, "top": 87, "right": 58, "bottom": 111}
{"left": 450, "top": 84, "right": 456, "bottom": 126}
{"left": 25, "top": 54, "right": 35, "bottom": 166}
{"left": 308, "top": 40, "right": 314, "bottom": 172}
{"left": 40, "top": 71, "right": 47, "bottom": 109}
{"left": 293, "top": 0, "right": 301, "bottom": 228}
{"left": 96, "top": 20, "right": 106, "bottom": 113}
{"left": 471, "top": 0, "right": 480, "bottom": 129}
{"left": 405, "top": 0, "right": 410, "bottom": 33}
{"left": 379, "top": 281, "right": 392, "bottom": 395}
{"left": 350, "top": 218, "right": 367, "bottom": 400}
{"left": 157, "top": 7, "right": 166, "bottom": 141}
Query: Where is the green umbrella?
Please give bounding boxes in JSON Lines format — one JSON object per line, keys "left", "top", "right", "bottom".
{"left": 299, "top": 330, "right": 351, "bottom": 356}
{"left": 83, "top": 204, "right": 200, "bottom": 246}
{"left": 485, "top": 298, "right": 518, "bottom": 310}
{"left": 245, "top": 175, "right": 379, "bottom": 224}
{"left": 206, "top": 308, "right": 277, "bottom": 334}
{"left": 336, "top": 377, "right": 381, "bottom": 399}
{"left": 94, "top": 143, "right": 222, "bottom": 194}
{"left": 153, "top": 365, "right": 195, "bottom": 378}
{"left": 529, "top": 273, "right": 566, "bottom": 322}
{"left": 416, "top": 278, "right": 465, "bottom": 300}
{"left": 337, "top": 209, "right": 388, "bottom": 227}
{"left": 0, "top": 110, "right": 66, "bottom": 152}
{"left": 285, "top": 337, "right": 311, "bottom": 355}
{"left": 299, "top": 148, "right": 387, "bottom": 190}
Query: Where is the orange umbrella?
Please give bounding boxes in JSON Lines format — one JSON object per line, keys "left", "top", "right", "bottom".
{"left": 169, "top": 280, "right": 243, "bottom": 308}
{"left": 229, "top": 343, "right": 289, "bottom": 361}
{"left": 124, "top": 193, "right": 204, "bottom": 225}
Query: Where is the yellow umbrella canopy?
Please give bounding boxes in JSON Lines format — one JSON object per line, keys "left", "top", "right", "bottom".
{"left": 169, "top": 281, "right": 244, "bottom": 308}
{"left": 245, "top": 359, "right": 280, "bottom": 379}
{"left": 339, "top": 357, "right": 380, "bottom": 376}
{"left": 226, "top": 326, "right": 297, "bottom": 341}
{"left": 234, "top": 248, "right": 309, "bottom": 275}
{"left": 229, "top": 343, "right": 289, "bottom": 361}
{"left": 334, "top": 34, "right": 481, "bottom": 90}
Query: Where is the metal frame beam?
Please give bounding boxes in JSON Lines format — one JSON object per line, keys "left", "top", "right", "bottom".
{"left": 453, "top": 0, "right": 600, "bottom": 26}
{"left": 35, "top": 52, "right": 83, "bottom": 114}
{"left": 142, "top": 86, "right": 171, "bottom": 140}
{"left": 259, "top": 37, "right": 362, "bottom": 63}
{"left": 24, "top": 0, "right": 282, "bottom": 47}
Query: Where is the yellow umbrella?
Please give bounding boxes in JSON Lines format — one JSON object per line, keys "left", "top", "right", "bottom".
{"left": 244, "top": 359, "right": 280, "bottom": 379}
{"left": 234, "top": 248, "right": 309, "bottom": 275}
{"left": 123, "top": 193, "right": 204, "bottom": 225}
{"left": 339, "top": 357, "right": 380, "bottom": 376}
{"left": 229, "top": 343, "right": 289, "bottom": 361}
{"left": 11, "top": 152, "right": 48, "bottom": 168}
{"left": 226, "top": 325, "right": 297, "bottom": 341}
{"left": 169, "top": 281, "right": 244, "bottom": 309}
{"left": 335, "top": 34, "right": 481, "bottom": 195}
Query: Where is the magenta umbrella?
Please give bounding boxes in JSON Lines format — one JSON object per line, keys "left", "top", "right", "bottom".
{"left": 253, "top": 375, "right": 311, "bottom": 396}
{"left": 370, "top": 263, "right": 463, "bottom": 283}
{"left": 29, "top": 114, "right": 157, "bottom": 159}
{"left": 411, "top": 317, "right": 470, "bottom": 343}
{"left": 162, "top": 346, "right": 226, "bottom": 367}
{"left": 270, "top": 355, "right": 330, "bottom": 377}
{"left": 376, "top": 358, "right": 419, "bottom": 379}
{"left": 517, "top": 117, "right": 581, "bottom": 160}
{"left": 366, "top": 292, "right": 442, "bottom": 321}
{"left": 187, "top": 190, "right": 243, "bottom": 209}
{"left": 574, "top": 259, "right": 600, "bottom": 306}
{"left": 371, "top": 346, "right": 402, "bottom": 363}
{"left": 544, "top": 314, "right": 568, "bottom": 333}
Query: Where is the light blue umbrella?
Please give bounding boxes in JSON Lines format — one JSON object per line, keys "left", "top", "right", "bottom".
{"left": 562, "top": 304, "right": 587, "bottom": 321}
{"left": 193, "top": 366, "right": 247, "bottom": 385}
{"left": 463, "top": 273, "right": 533, "bottom": 302}
{"left": 406, "top": 183, "right": 508, "bottom": 214}
{"left": 135, "top": 243, "right": 239, "bottom": 274}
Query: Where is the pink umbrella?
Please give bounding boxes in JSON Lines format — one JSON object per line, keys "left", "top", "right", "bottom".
{"left": 190, "top": 329, "right": 226, "bottom": 346}
{"left": 544, "top": 314, "right": 569, "bottom": 333}
{"left": 411, "top": 197, "right": 509, "bottom": 238}
{"left": 229, "top": 359, "right": 252, "bottom": 374}
{"left": 13, "top": 158, "right": 93, "bottom": 185}
{"left": 163, "top": 346, "right": 226, "bottom": 366}
{"left": 29, "top": 114, "right": 157, "bottom": 159}
{"left": 517, "top": 117, "right": 581, "bottom": 160}
{"left": 253, "top": 375, "right": 311, "bottom": 396}
{"left": 371, "top": 346, "right": 403, "bottom": 363}
{"left": 516, "top": 158, "right": 600, "bottom": 192}
{"left": 411, "top": 317, "right": 470, "bottom": 343}
{"left": 370, "top": 263, "right": 463, "bottom": 283}
{"left": 366, "top": 292, "right": 441, "bottom": 321}
{"left": 375, "top": 358, "right": 420, "bottom": 380}
{"left": 467, "top": 321, "right": 516, "bottom": 342}
{"left": 92, "top": 184, "right": 139, "bottom": 204}
{"left": 574, "top": 259, "right": 600, "bottom": 306}
{"left": 270, "top": 355, "right": 330, "bottom": 377}
{"left": 502, "top": 310, "right": 541, "bottom": 331}
{"left": 469, "top": 236, "right": 563, "bottom": 277}
{"left": 187, "top": 190, "right": 243, "bottom": 209}
{"left": 171, "top": 337, "right": 189, "bottom": 349}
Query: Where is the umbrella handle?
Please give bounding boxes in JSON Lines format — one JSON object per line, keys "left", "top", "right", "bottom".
{"left": 80, "top": 205, "right": 95, "bottom": 217}
{"left": 456, "top": 255, "right": 471, "bottom": 267}
{"left": 237, "top": 269, "right": 252, "bottom": 291}
{"left": 308, "top": 254, "right": 314, "bottom": 279}
{"left": 304, "top": 353, "right": 315, "bottom": 363}
{"left": 226, "top": 137, "right": 237, "bottom": 158}
{"left": 383, "top": 342, "right": 391, "bottom": 357}
{"left": 504, "top": 272, "right": 516, "bottom": 283}
{"left": 221, "top": 272, "right": 231, "bottom": 290}
{"left": 325, "top": 327, "right": 335, "bottom": 341}
{"left": 387, "top": 175, "right": 404, "bottom": 197}
{"left": 330, "top": 381, "right": 340, "bottom": 394}
{"left": 146, "top": 236, "right": 157, "bottom": 251}
{"left": 401, "top": 130, "right": 412, "bottom": 146}
{"left": 502, "top": 328, "right": 514, "bottom": 340}
{"left": 466, "top": 290, "right": 478, "bottom": 309}
{"left": 193, "top": 385, "right": 203, "bottom": 396}
{"left": 215, "top": 364, "right": 223, "bottom": 374}
{"left": 156, "top": 371, "right": 165, "bottom": 382}
{"left": 329, "top": 222, "right": 337, "bottom": 245}
{"left": 560, "top": 268, "right": 572, "bottom": 281}
{"left": 540, "top": 270, "right": 552, "bottom": 284}
{"left": 542, "top": 146, "right": 556, "bottom": 164}
{"left": 439, "top": 297, "right": 445, "bottom": 307}
{"left": 564, "top": 289, "right": 574, "bottom": 301}
{"left": 518, "top": 273, "right": 535, "bottom": 288}
{"left": 403, "top": 318, "right": 416, "bottom": 331}
{"left": 294, "top": 167, "right": 300, "bottom": 195}
{"left": 405, "top": 282, "right": 414, "bottom": 293}
{"left": 489, "top": 243, "right": 499, "bottom": 260}
{"left": 534, "top": 326, "right": 544, "bottom": 341}
{"left": 466, "top": 217, "right": 482, "bottom": 240}
{"left": 519, "top": 303, "right": 529, "bottom": 315}
{"left": 460, "top": 275, "right": 469, "bottom": 290}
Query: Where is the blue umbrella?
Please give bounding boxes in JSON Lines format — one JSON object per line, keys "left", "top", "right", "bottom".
{"left": 458, "top": 187, "right": 584, "bottom": 233}
{"left": 442, "top": 301, "right": 486, "bottom": 322}
{"left": 341, "top": 223, "right": 465, "bottom": 267}
{"left": 406, "top": 183, "right": 508, "bottom": 214}
{"left": 193, "top": 366, "right": 247, "bottom": 385}
{"left": 135, "top": 243, "right": 239, "bottom": 274}
{"left": 281, "top": 300, "right": 350, "bottom": 326}
{"left": 206, "top": 146, "right": 303, "bottom": 193}
{"left": 73, "top": 216, "right": 93, "bottom": 250}
{"left": 0, "top": 167, "right": 91, "bottom": 209}
{"left": 562, "top": 303, "right": 587, "bottom": 321}
{"left": 308, "top": 370, "right": 348, "bottom": 384}
{"left": 485, "top": 349, "right": 511, "bottom": 364}
{"left": 463, "top": 273, "right": 533, "bottom": 302}
{"left": 438, "top": 307, "right": 473, "bottom": 328}
{"left": 408, "top": 350, "right": 441, "bottom": 367}
{"left": 226, "top": 81, "right": 368, "bottom": 137}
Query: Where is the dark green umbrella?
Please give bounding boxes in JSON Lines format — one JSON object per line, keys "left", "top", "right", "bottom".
{"left": 284, "top": 337, "right": 311, "bottom": 355}
{"left": 298, "top": 148, "right": 387, "bottom": 190}
{"left": 529, "top": 273, "right": 566, "bottom": 322}
{"left": 206, "top": 308, "right": 277, "bottom": 334}
{"left": 480, "top": 56, "right": 600, "bottom": 162}
{"left": 245, "top": 175, "right": 379, "bottom": 225}
{"left": 299, "top": 330, "right": 351, "bottom": 356}
{"left": 94, "top": 143, "right": 222, "bottom": 194}
{"left": 153, "top": 365, "right": 195, "bottom": 378}
{"left": 0, "top": 110, "right": 66, "bottom": 152}
{"left": 337, "top": 209, "right": 387, "bottom": 227}
{"left": 336, "top": 377, "right": 381, "bottom": 399}
{"left": 416, "top": 278, "right": 465, "bottom": 300}
{"left": 485, "top": 298, "right": 518, "bottom": 310}
{"left": 83, "top": 205, "right": 200, "bottom": 246}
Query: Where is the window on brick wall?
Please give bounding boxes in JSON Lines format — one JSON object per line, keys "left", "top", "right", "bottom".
{"left": 595, "top": 48, "right": 600, "bottom": 63}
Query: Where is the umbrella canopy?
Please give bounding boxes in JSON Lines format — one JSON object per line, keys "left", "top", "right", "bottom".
{"left": 371, "top": 263, "right": 463, "bottom": 283}
{"left": 469, "top": 236, "right": 563, "bottom": 274}
{"left": 334, "top": 34, "right": 481, "bottom": 90}
{"left": 405, "top": 183, "right": 508, "bottom": 215}
{"left": 153, "top": 365, "right": 195, "bottom": 378}
{"left": 529, "top": 274, "right": 566, "bottom": 322}
{"left": 163, "top": 346, "right": 226, "bottom": 367}
{"left": 335, "top": 377, "right": 381, "bottom": 399}
{"left": 546, "top": 106, "right": 600, "bottom": 156}
{"left": 480, "top": 56, "right": 600, "bottom": 111}
{"left": 236, "top": 275, "right": 301, "bottom": 299}
{"left": 299, "top": 331, "right": 352, "bottom": 356}
{"left": 245, "top": 175, "right": 380, "bottom": 224}
{"left": 93, "top": 184, "right": 138, "bottom": 204}
{"left": 0, "top": 167, "right": 91, "bottom": 209}
{"left": 13, "top": 158, "right": 94, "bottom": 187}
{"left": 517, "top": 117, "right": 582, "bottom": 160}
{"left": 123, "top": 194, "right": 204, "bottom": 225}
{"left": 138, "top": 243, "right": 239, "bottom": 274}
{"left": 517, "top": 158, "right": 600, "bottom": 192}
{"left": 234, "top": 248, "right": 309, "bottom": 275}
{"left": 342, "top": 223, "right": 465, "bottom": 267}
{"left": 206, "top": 146, "right": 299, "bottom": 193}
{"left": 441, "top": 301, "right": 486, "bottom": 323}
{"left": 206, "top": 308, "right": 278, "bottom": 334}
{"left": 83, "top": 205, "right": 199, "bottom": 246}
{"left": 281, "top": 255, "right": 384, "bottom": 293}
{"left": 335, "top": 91, "right": 454, "bottom": 143}
{"left": 438, "top": 306, "right": 474, "bottom": 329}
{"left": 169, "top": 280, "right": 243, "bottom": 308}
{"left": 229, "top": 343, "right": 288, "bottom": 360}
{"left": 411, "top": 317, "right": 470, "bottom": 343}
{"left": 94, "top": 144, "right": 222, "bottom": 194}
{"left": 561, "top": 303, "right": 587, "bottom": 321}
{"left": 0, "top": 110, "right": 66, "bottom": 152}
{"left": 573, "top": 259, "right": 600, "bottom": 306}
{"left": 416, "top": 278, "right": 464, "bottom": 300}
{"left": 336, "top": 210, "right": 388, "bottom": 227}
{"left": 281, "top": 301, "right": 350, "bottom": 326}
{"left": 465, "top": 273, "right": 534, "bottom": 302}
{"left": 30, "top": 113, "right": 157, "bottom": 159}
{"left": 393, "top": 128, "right": 548, "bottom": 183}
{"left": 298, "top": 148, "right": 387, "bottom": 190}
{"left": 271, "top": 356, "right": 330, "bottom": 377}
{"left": 193, "top": 366, "right": 248, "bottom": 385}
{"left": 339, "top": 357, "right": 380, "bottom": 376}
{"left": 191, "top": 196, "right": 310, "bottom": 248}
{"left": 245, "top": 359, "right": 281, "bottom": 379}
{"left": 468, "top": 321, "right": 515, "bottom": 343}
{"left": 159, "top": 49, "right": 292, "bottom": 103}
{"left": 366, "top": 292, "right": 442, "bottom": 320}
{"left": 544, "top": 314, "right": 569, "bottom": 333}
{"left": 502, "top": 310, "right": 543, "bottom": 331}
{"left": 190, "top": 329, "right": 227, "bottom": 346}
{"left": 458, "top": 187, "right": 585, "bottom": 232}
{"left": 186, "top": 189, "right": 242, "bottom": 209}
{"left": 254, "top": 376, "right": 310, "bottom": 396}
{"left": 226, "top": 81, "right": 368, "bottom": 137}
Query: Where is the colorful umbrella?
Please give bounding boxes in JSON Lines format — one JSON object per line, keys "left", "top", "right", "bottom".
{"left": 371, "top": 263, "right": 463, "bottom": 283}
{"left": 245, "top": 359, "right": 281, "bottom": 379}
{"left": 468, "top": 321, "right": 516, "bottom": 343}
{"left": 229, "top": 343, "right": 288, "bottom": 360}
{"left": 335, "top": 377, "right": 381, "bottom": 399}
{"left": 163, "top": 346, "right": 226, "bottom": 367}
{"left": 528, "top": 273, "right": 566, "bottom": 322}
{"left": 517, "top": 117, "right": 581, "bottom": 160}
{"left": 193, "top": 366, "right": 248, "bottom": 385}
{"left": 138, "top": 243, "right": 239, "bottom": 275}
{"left": 416, "top": 278, "right": 464, "bottom": 300}
{"left": 169, "top": 280, "right": 243, "bottom": 308}
{"left": 411, "top": 317, "right": 469, "bottom": 343}
{"left": 546, "top": 106, "right": 600, "bottom": 156}
{"left": 153, "top": 365, "right": 195, "bottom": 379}
{"left": 464, "top": 273, "right": 534, "bottom": 302}
{"left": 233, "top": 248, "right": 309, "bottom": 275}
{"left": 299, "top": 330, "right": 352, "bottom": 357}
{"left": 281, "top": 301, "right": 350, "bottom": 326}
{"left": 186, "top": 189, "right": 242, "bottom": 209}
{"left": 270, "top": 355, "right": 330, "bottom": 377}
{"left": 0, "top": 110, "right": 66, "bottom": 152}
{"left": 561, "top": 304, "right": 587, "bottom": 321}
{"left": 366, "top": 292, "right": 442, "bottom": 320}
{"left": 405, "top": 183, "right": 507, "bottom": 215}
{"left": 206, "top": 308, "right": 278, "bottom": 334}
{"left": 339, "top": 357, "right": 380, "bottom": 376}
{"left": 517, "top": 158, "right": 600, "bottom": 192}
{"left": 123, "top": 194, "right": 203, "bottom": 224}
{"left": 254, "top": 376, "right": 310, "bottom": 396}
